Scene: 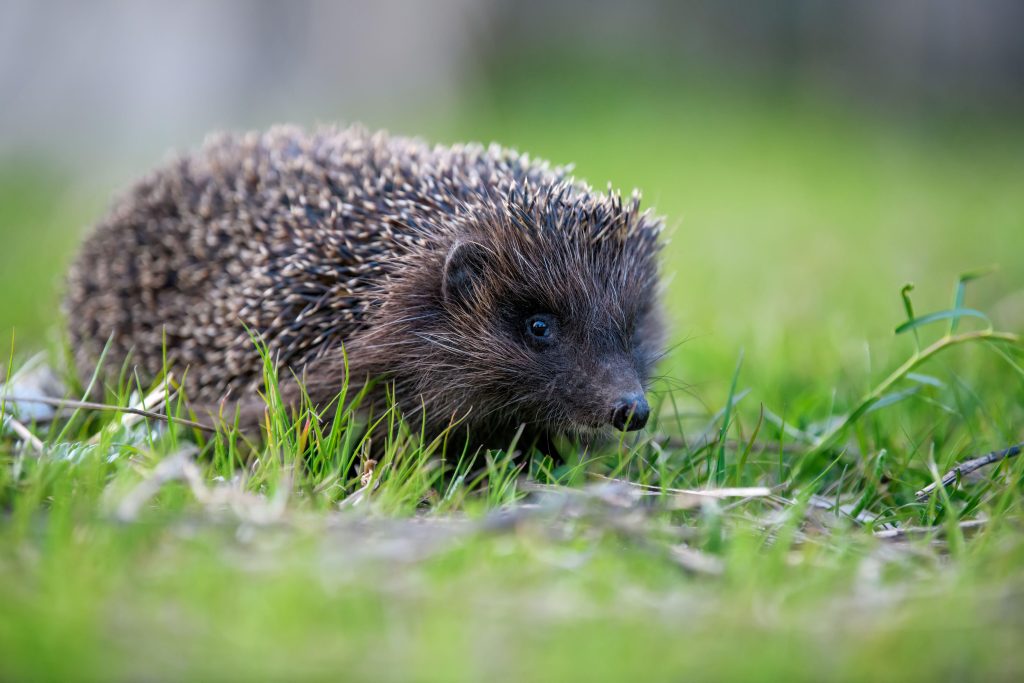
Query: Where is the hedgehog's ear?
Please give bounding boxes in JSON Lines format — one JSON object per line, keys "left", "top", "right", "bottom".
{"left": 443, "top": 241, "right": 488, "bottom": 307}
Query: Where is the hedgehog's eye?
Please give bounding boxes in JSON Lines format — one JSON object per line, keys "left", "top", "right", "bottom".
{"left": 524, "top": 314, "right": 557, "bottom": 347}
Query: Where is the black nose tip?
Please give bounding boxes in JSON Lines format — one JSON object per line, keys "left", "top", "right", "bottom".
{"left": 610, "top": 393, "right": 650, "bottom": 432}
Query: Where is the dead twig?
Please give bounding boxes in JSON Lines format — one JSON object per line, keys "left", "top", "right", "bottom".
{"left": 2, "top": 414, "right": 45, "bottom": 455}
{"left": 591, "top": 473, "right": 772, "bottom": 499}
{"left": 3, "top": 395, "right": 217, "bottom": 433}
{"left": 874, "top": 518, "right": 988, "bottom": 540}
{"left": 915, "top": 443, "right": 1023, "bottom": 502}
{"left": 88, "top": 383, "right": 177, "bottom": 445}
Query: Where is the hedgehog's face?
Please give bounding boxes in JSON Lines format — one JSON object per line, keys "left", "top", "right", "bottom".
{"left": 438, "top": 230, "right": 664, "bottom": 437}
{"left": 513, "top": 308, "right": 659, "bottom": 433}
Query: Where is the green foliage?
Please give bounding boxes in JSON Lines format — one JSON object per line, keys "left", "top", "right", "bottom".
{"left": 2, "top": 269, "right": 1022, "bottom": 680}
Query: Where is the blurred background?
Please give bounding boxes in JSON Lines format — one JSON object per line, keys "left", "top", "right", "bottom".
{"left": 2, "top": 0, "right": 1023, "bottom": 403}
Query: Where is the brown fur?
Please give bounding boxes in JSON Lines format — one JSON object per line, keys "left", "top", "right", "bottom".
{"left": 66, "top": 125, "right": 665, "bottom": 446}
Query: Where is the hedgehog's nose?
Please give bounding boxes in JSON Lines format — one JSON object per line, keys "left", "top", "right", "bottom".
{"left": 610, "top": 393, "right": 650, "bottom": 432}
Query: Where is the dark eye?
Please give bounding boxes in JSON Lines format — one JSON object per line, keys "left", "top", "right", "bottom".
{"left": 524, "top": 314, "right": 557, "bottom": 346}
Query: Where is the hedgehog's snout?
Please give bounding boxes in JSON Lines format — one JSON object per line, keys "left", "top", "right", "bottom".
{"left": 609, "top": 392, "right": 650, "bottom": 432}
{"left": 592, "top": 359, "right": 650, "bottom": 432}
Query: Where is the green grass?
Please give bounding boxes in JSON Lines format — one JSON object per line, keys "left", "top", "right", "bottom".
{"left": 2, "top": 71, "right": 1024, "bottom": 681}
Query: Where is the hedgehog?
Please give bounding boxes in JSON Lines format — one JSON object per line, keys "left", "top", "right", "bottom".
{"left": 65, "top": 125, "right": 666, "bottom": 450}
